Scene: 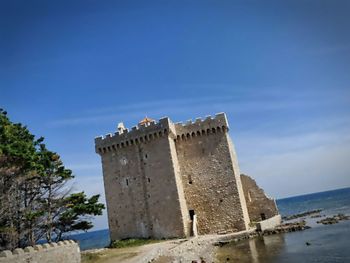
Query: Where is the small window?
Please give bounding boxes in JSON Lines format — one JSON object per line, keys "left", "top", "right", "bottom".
{"left": 126, "top": 179, "right": 129, "bottom": 186}
{"left": 189, "top": 210, "right": 195, "bottom": 220}
{"left": 188, "top": 174, "right": 193, "bottom": 184}
{"left": 261, "top": 213, "right": 266, "bottom": 220}
{"left": 148, "top": 178, "right": 150, "bottom": 183}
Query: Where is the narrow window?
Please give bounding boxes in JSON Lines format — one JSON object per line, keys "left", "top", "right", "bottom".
{"left": 188, "top": 174, "right": 193, "bottom": 184}
{"left": 261, "top": 213, "right": 266, "bottom": 220}
{"left": 148, "top": 178, "right": 150, "bottom": 183}
{"left": 189, "top": 210, "right": 195, "bottom": 220}
{"left": 126, "top": 179, "right": 129, "bottom": 186}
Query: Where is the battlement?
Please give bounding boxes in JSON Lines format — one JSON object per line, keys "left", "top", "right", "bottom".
{"left": 95, "top": 117, "right": 172, "bottom": 154}
{"left": 174, "top": 112, "right": 229, "bottom": 141}
{"left": 0, "top": 240, "right": 80, "bottom": 263}
{"left": 94, "top": 113, "right": 229, "bottom": 154}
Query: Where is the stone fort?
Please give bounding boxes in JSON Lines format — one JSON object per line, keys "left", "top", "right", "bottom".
{"left": 95, "top": 113, "right": 279, "bottom": 241}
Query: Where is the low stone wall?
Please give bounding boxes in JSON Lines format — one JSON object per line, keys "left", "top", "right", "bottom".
{"left": 0, "top": 240, "right": 80, "bottom": 263}
{"left": 256, "top": 215, "right": 282, "bottom": 231}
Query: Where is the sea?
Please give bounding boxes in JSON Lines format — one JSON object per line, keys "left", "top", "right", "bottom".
{"left": 70, "top": 187, "right": 350, "bottom": 262}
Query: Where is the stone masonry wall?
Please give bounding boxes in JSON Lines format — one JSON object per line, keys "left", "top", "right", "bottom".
{"left": 96, "top": 113, "right": 277, "bottom": 240}
{"left": 240, "top": 174, "right": 279, "bottom": 222}
{"left": 0, "top": 240, "right": 80, "bottom": 263}
{"left": 97, "top": 120, "right": 188, "bottom": 240}
{"left": 174, "top": 114, "right": 250, "bottom": 234}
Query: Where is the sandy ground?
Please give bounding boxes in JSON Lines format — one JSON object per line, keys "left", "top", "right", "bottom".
{"left": 82, "top": 229, "right": 256, "bottom": 263}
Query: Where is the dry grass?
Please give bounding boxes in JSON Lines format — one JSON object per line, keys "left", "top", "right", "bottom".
{"left": 81, "top": 248, "right": 138, "bottom": 263}
{"left": 81, "top": 239, "right": 165, "bottom": 263}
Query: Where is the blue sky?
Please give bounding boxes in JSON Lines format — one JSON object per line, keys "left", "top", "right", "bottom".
{"left": 1, "top": 0, "right": 350, "bottom": 230}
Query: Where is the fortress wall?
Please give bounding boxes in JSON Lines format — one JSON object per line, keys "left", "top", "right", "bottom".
{"left": 240, "top": 174, "right": 279, "bottom": 222}
{"left": 101, "top": 142, "right": 149, "bottom": 240}
{"left": 95, "top": 113, "right": 278, "bottom": 240}
{"left": 226, "top": 136, "right": 251, "bottom": 229}
{"left": 0, "top": 240, "right": 80, "bottom": 263}
{"left": 98, "top": 120, "right": 187, "bottom": 240}
{"left": 174, "top": 113, "right": 250, "bottom": 234}
{"left": 140, "top": 135, "right": 187, "bottom": 238}
{"left": 167, "top": 136, "right": 191, "bottom": 237}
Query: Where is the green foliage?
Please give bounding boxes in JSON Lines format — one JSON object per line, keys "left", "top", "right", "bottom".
{"left": 53, "top": 192, "right": 105, "bottom": 241}
{"left": 0, "top": 109, "right": 42, "bottom": 170}
{"left": 81, "top": 252, "right": 101, "bottom": 262}
{"left": 0, "top": 109, "right": 105, "bottom": 250}
{"left": 109, "top": 238, "right": 160, "bottom": 248}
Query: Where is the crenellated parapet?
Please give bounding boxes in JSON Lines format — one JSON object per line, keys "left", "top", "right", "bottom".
{"left": 0, "top": 240, "right": 80, "bottom": 263}
{"left": 95, "top": 117, "right": 173, "bottom": 154}
{"left": 173, "top": 112, "right": 229, "bottom": 141}
{"left": 94, "top": 113, "right": 229, "bottom": 154}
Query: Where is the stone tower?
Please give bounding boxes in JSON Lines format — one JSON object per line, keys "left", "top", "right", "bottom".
{"left": 95, "top": 113, "right": 276, "bottom": 241}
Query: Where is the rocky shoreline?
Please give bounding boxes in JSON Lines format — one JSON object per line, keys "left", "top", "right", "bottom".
{"left": 282, "top": 209, "right": 322, "bottom": 220}
{"left": 214, "top": 220, "right": 309, "bottom": 248}
{"left": 316, "top": 213, "right": 350, "bottom": 225}
{"left": 82, "top": 211, "right": 350, "bottom": 263}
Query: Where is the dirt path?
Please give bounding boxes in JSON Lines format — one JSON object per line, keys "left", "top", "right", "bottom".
{"left": 82, "top": 230, "right": 256, "bottom": 263}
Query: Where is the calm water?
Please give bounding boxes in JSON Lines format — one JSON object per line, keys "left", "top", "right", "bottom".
{"left": 71, "top": 187, "right": 350, "bottom": 263}
{"left": 217, "top": 187, "right": 350, "bottom": 262}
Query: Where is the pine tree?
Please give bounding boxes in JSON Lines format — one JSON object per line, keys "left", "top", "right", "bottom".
{"left": 0, "top": 109, "right": 104, "bottom": 250}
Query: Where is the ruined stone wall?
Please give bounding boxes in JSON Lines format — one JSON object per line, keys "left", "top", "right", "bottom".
{"left": 0, "top": 240, "right": 80, "bottom": 263}
{"left": 174, "top": 113, "right": 250, "bottom": 234}
{"left": 96, "top": 119, "right": 188, "bottom": 240}
{"left": 240, "top": 174, "right": 279, "bottom": 222}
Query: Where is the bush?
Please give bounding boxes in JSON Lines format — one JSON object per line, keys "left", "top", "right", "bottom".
{"left": 109, "top": 238, "right": 158, "bottom": 248}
